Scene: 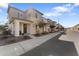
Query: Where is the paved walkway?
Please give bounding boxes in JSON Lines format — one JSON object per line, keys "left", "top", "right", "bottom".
{"left": 0, "top": 32, "right": 60, "bottom": 56}
{"left": 59, "top": 30, "right": 79, "bottom": 55}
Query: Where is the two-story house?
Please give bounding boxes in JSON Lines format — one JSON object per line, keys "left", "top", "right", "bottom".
{"left": 7, "top": 6, "right": 53, "bottom": 36}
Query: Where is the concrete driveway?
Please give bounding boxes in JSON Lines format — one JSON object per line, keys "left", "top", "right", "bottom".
{"left": 59, "top": 30, "right": 79, "bottom": 55}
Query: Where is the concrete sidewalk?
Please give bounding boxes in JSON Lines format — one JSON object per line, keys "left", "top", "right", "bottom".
{"left": 0, "top": 32, "right": 60, "bottom": 56}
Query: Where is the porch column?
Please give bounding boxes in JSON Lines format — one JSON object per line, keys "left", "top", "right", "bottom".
{"left": 45, "top": 24, "right": 48, "bottom": 32}
{"left": 14, "top": 20, "right": 20, "bottom": 36}
{"left": 20, "top": 23, "right": 23, "bottom": 34}
{"left": 44, "top": 25, "right": 46, "bottom": 32}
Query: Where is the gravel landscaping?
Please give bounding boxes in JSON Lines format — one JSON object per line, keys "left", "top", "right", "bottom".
{"left": 0, "top": 32, "right": 52, "bottom": 46}
{"left": 0, "top": 31, "right": 61, "bottom": 46}
{"left": 0, "top": 35, "right": 31, "bottom": 46}
{"left": 33, "top": 32, "right": 49, "bottom": 37}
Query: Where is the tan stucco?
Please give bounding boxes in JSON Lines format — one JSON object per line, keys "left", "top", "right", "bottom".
{"left": 8, "top": 6, "right": 59, "bottom": 36}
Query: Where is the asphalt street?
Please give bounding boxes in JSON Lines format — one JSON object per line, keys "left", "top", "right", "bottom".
{"left": 21, "top": 32, "right": 78, "bottom": 56}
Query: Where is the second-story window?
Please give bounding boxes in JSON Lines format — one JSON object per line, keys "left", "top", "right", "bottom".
{"left": 17, "top": 12, "right": 22, "bottom": 18}
{"left": 21, "top": 14, "right": 22, "bottom": 17}
{"left": 28, "top": 14, "right": 31, "bottom": 18}
{"left": 18, "top": 12, "right": 19, "bottom": 18}
{"left": 35, "top": 13, "right": 37, "bottom": 18}
{"left": 20, "top": 14, "right": 23, "bottom": 18}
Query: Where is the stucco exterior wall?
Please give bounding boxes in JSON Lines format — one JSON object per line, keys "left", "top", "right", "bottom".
{"left": 24, "top": 8, "right": 42, "bottom": 19}
{"left": 8, "top": 8, "right": 24, "bottom": 19}
{"left": 8, "top": 7, "right": 58, "bottom": 36}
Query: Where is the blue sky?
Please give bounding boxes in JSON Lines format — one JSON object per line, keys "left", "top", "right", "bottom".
{"left": 0, "top": 3, "right": 79, "bottom": 28}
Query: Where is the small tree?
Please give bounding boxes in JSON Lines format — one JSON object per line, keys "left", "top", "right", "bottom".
{"left": 0, "top": 23, "right": 11, "bottom": 35}
{"left": 38, "top": 21, "right": 45, "bottom": 28}
{"left": 49, "top": 25, "right": 55, "bottom": 32}
{"left": 38, "top": 21, "right": 46, "bottom": 33}
{"left": 50, "top": 25, "right": 55, "bottom": 28}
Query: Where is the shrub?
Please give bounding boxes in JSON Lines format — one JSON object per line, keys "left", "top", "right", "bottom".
{"left": 2, "top": 30, "right": 11, "bottom": 35}
{"left": 34, "top": 33, "right": 41, "bottom": 37}
{"left": 7, "top": 39, "right": 16, "bottom": 44}
{"left": 23, "top": 36, "right": 31, "bottom": 39}
{"left": 42, "top": 31, "right": 48, "bottom": 34}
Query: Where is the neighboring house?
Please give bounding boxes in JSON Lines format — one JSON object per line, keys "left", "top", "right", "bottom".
{"left": 52, "top": 23, "right": 64, "bottom": 32}
{"left": 66, "top": 27, "right": 73, "bottom": 32}
{"left": 7, "top": 6, "right": 59, "bottom": 36}
{"left": 46, "top": 19, "right": 57, "bottom": 32}
{"left": 66, "top": 24, "right": 79, "bottom": 32}
{"left": 73, "top": 24, "right": 79, "bottom": 32}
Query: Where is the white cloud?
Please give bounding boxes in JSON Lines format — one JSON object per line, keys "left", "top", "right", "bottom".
{"left": 53, "top": 6, "right": 71, "bottom": 13}
{"left": 45, "top": 12, "right": 62, "bottom": 17}
{"left": 0, "top": 3, "right": 8, "bottom": 8}
{"left": 44, "top": 3, "right": 77, "bottom": 17}
{"left": 74, "top": 3, "right": 79, "bottom": 6}
{"left": 52, "top": 3, "right": 74, "bottom": 13}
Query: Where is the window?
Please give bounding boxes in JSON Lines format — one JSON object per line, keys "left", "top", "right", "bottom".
{"left": 17, "top": 12, "right": 23, "bottom": 18}
{"left": 36, "top": 25, "right": 38, "bottom": 29}
{"left": 18, "top": 12, "right": 19, "bottom": 18}
{"left": 35, "top": 13, "right": 37, "bottom": 18}
{"left": 78, "top": 28, "right": 79, "bottom": 30}
{"left": 28, "top": 14, "right": 31, "bottom": 17}
{"left": 20, "top": 14, "right": 22, "bottom": 17}
{"left": 20, "top": 14, "right": 23, "bottom": 19}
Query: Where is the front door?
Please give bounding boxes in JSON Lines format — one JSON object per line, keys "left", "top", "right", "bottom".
{"left": 23, "top": 24, "right": 27, "bottom": 33}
